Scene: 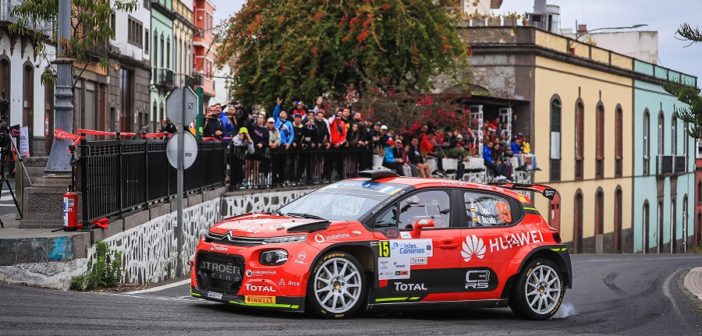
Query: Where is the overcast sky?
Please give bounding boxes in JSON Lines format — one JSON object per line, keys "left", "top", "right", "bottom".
{"left": 211, "top": 0, "right": 701, "bottom": 85}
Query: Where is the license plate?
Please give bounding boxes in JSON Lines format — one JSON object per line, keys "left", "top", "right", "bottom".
{"left": 206, "top": 291, "right": 223, "bottom": 300}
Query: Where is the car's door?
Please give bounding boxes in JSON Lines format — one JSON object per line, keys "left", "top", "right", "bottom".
{"left": 372, "top": 188, "right": 466, "bottom": 302}
{"left": 459, "top": 189, "right": 526, "bottom": 300}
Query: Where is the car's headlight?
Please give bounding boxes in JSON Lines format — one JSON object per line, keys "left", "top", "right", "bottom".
{"left": 263, "top": 235, "right": 307, "bottom": 244}
{"left": 260, "top": 249, "right": 288, "bottom": 265}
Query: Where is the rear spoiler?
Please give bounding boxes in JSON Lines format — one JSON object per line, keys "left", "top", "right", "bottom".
{"left": 489, "top": 182, "right": 558, "bottom": 200}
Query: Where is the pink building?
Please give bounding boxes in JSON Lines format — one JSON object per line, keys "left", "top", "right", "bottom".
{"left": 193, "top": 0, "right": 216, "bottom": 103}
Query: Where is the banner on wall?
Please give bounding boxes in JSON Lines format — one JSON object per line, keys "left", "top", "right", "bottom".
{"left": 19, "top": 126, "right": 30, "bottom": 158}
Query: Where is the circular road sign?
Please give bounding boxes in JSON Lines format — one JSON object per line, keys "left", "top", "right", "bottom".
{"left": 166, "top": 132, "right": 199, "bottom": 169}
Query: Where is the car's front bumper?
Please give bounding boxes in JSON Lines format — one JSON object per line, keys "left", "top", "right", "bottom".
{"left": 190, "top": 286, "right": 306, "bottom": 312}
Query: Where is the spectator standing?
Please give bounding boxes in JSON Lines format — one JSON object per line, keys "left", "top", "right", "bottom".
{"left": 159, "top": 119, "right": 177, "bottom": 134}
{"left": 203, "top": 107, "right": 223, "bottom": 138}
{"left": 327, "top": 110, "right": 348, "bottom": 180}
{"left": 230, "top": 127, "right": 256, "bottom": 187}
{"left": 273, "top": 96, "right": 283, "bottom": 121}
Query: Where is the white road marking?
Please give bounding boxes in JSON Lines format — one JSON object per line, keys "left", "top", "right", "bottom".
{"left": 580, "top": 256, "right": 702, "bottom": 263}
{"left": 126, "top": 279, "right": 191, "bottom": 294}
{"left": 662, "top": 268, "right": 684, "bottom": 319}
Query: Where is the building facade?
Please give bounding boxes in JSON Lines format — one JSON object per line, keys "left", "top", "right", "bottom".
{"left": 173, "top": 0, "right": 195, "bottom": 88}
{"left": 696, "top": 150, "right": 702, "bottom": 248}
{"left": 193, "top": 0, "right": 216, "bottom": 106}
{"left": 108, "top": 0, "right": 152, "bottom": 132}
{"left": 0, "top": 2, "right": 55, "bottom": 156}
{"left": 632, "top": 61, "right": 696, "bottom": 253}
{"left": 150, "top": 0, "right": 176, "bottom": 130}
{"left": 460, "top": 25, "right": 697, "bottom": 253}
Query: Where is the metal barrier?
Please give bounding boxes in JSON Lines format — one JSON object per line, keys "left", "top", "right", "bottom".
{"left": 229, "top": 145, "right": 372, "bottom": 190}
{"left": 75, "top": 138, "right": 226, "bottom": 225}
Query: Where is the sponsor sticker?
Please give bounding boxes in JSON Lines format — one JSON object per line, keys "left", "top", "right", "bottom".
{"left": 461, "top": 230, "right": 545, "bottom": 262}
{"left": 378, "top": 256, "right": 410, "bottom": 280}
{"left": 410, "top": 257, "right": 427, "bottom": 265}
{"left": 391, "top": 239, "right": 433, "bottom": 257}
{"left": 400, "top": 232, "right": 412, "bottom": 239}
{"left": 393, "top": 282, "right": 427, "bottom": 292}
{"left": 244, "top": 283, "right": 277, "bottom": 293}
{"left": 314, "top": 232, "right": 351, "bottom": 244}
{"left": 245, "top": 269, "right": 277, "bottom": 277}
{"left": 245, "top": 296, "right": 276, "bottom": 304}
{"left": 206, "top": 291, "right": 223, "bottom": 300}
{"left": 210, "top": 245, "right": 228, "bottom": 252}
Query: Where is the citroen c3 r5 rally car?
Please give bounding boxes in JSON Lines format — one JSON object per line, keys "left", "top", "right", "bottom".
{"left": 190, "top": 171, "right": 572, "bottom": 319}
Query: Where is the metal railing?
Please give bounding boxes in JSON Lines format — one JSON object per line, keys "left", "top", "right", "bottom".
{"left": 75, "top": 137, "right": 226, "bottom": 224}
{"left": 228, "top": 145, "right": 371, "bottom": 190}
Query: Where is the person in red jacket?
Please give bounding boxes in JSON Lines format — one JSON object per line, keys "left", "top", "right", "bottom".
{"left": 325, "top": 110, "right": 348, "bottom": 181}
{"left": 329, "top": 111, "right": 348, "bottom": 146}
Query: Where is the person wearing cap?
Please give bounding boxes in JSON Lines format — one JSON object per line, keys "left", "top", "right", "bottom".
{"left": 231, "top": 127, "right": 255, "bottom": 154}
{"left": 229, "top": 127, "right": 255, "bottom": 187}
{"left": 383, "top": 139, "right": 404, "bottom": 176}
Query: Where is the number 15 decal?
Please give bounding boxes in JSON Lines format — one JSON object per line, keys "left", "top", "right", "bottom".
{"left": 379, "top": 241, "right": 391, "bottom": 257}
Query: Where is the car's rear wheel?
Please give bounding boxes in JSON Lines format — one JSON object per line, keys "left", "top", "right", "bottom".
{"left": 509, "top": 258, "right": 565, "bottom": 320}
{"left": 307, "top": 251, "right": 366, "bottom": 318}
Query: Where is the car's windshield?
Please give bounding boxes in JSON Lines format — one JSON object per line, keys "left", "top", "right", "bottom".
{"left": 277, "top": 180, "right": 405, "bottom": 221}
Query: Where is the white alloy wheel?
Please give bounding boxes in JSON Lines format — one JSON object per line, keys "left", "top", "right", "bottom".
{"left": 524, "top": 264, "right": 562, "bottom": 314}
{"left": 313, "top": 257, "right": 363, "bottom": 314}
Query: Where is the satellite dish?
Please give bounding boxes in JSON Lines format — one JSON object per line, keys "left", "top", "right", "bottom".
{"left": 167, "top": 132, "right": 198, "bottom": 169}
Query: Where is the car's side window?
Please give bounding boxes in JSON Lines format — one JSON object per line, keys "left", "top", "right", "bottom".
{"left": 398, "top": 190, "right": 451, "bottom": 229}
{"left": 374, "top": 206, "right": 398, "bottom": 229}
{"left": 464, "top": 191, "right": 517, "bottom": 227}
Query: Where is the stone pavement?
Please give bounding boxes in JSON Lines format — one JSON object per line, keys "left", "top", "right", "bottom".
{"left": 684, "top": 267, "right": 702, "bottom": 303}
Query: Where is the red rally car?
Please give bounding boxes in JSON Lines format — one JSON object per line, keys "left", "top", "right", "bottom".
{"left": 190, "top": 171, "right": 572, "bottom": 320}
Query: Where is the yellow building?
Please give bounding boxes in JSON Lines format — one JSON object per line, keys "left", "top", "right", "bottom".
{"left": 173, "top": 0, "right": 195, "bottom": 86}
{"left": 458, "top": 26, "right": 639, "bottom": 253}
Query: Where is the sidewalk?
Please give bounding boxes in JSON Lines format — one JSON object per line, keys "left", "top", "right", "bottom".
{"left": 684, "top": 267, "right": 702, "bottom": 303}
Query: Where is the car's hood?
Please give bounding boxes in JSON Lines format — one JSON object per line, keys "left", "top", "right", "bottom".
{"left": 209, "top": 213, "right": 343, "bottom": 237}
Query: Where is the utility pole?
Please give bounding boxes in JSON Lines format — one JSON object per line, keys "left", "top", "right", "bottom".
{"left": 45, "top": 0, "right": 74, "bottom": 174}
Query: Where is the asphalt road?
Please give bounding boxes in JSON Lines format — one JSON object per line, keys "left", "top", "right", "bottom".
{"left": 1, "top": 254, "right": 701, "bottom": 336}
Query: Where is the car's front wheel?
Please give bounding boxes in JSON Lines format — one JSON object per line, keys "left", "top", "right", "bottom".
{"left": 509, "top": 258, "right": 565, "bottom": 320}
{"left": 307, "top": 251, "right": 366, "bottom": 318}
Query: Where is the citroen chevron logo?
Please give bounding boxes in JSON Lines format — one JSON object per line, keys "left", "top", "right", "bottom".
{"left": 461, "top": 235, "right": 486, "bottom": 262}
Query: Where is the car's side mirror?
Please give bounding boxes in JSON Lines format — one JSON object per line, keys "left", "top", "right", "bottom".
{"left": 411, "top": 219, "right": 435, "bottom": 238}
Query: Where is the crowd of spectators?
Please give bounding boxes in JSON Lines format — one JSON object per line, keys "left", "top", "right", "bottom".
{"left": 159, "top": 97, "right": 538, "bottom": 186}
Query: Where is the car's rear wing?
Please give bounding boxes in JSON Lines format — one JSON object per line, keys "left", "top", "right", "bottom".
{"left": 489, "top": 182, "right": 559, "bottom": 200}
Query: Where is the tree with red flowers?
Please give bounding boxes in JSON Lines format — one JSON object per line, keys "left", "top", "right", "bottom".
{"left": 218, "top": 0, "right": 469, "bottom": 119}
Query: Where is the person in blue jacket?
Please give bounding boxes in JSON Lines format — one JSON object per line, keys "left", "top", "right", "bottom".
{"left": 275, "top": 110, "right": 294, "bottom": 149}
{"left": 219, "top": 104, "right": 237, "bottom": 139}
{"left": 383, "top": 139, "right": 404, "bottom": 176}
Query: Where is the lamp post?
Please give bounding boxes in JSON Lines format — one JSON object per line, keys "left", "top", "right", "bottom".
{"left": 44, "top": 0, "right": 74, "bottom": 174}
{"left": 575, "top": 24, "right": 648, "bottom": 42}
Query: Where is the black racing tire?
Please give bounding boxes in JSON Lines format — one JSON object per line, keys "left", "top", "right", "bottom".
{"left": 509, "top": 258, "right": 565, "bottom": 320}
{"left": 307, "top": 251, "right": 367, "bottom": 319}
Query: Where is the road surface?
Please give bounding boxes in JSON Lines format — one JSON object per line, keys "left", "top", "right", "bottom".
{"left": 0, "top": 254, "right": 701, "bottom": 335}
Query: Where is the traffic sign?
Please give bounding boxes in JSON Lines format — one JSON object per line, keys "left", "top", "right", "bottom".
{"left": 166, "top": 87, "right": 198, "bottom": 124}
{"left": 166, "top": 132, "right": 198, "bottom": 169}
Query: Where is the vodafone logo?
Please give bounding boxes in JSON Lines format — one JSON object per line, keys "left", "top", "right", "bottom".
{"left": 461, "top": 235, "right": 486, "bottom": 262}
{"left": 314, "top": 233, "right": 351, "bottom": 244}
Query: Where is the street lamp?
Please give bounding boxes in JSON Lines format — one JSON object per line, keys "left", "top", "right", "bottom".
{"left": 575, "top": 24, "right": 648, "bottom": 41}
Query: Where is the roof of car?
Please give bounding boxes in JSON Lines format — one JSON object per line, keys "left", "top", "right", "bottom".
{"left": 349, "top": 176, "right": 530, "bottom": 203}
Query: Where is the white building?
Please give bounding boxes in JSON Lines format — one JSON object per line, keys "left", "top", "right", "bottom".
{"left": 0, "top": 2, "right": 55, "bottom": 156}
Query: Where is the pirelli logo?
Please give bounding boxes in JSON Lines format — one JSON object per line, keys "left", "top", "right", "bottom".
{"left": 245, "top": 296, "right": 276, "bottom": 305}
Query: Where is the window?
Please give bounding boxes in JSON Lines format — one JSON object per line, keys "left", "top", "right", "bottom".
{"left": 464, "top": 191, "right": 520, "bottom": 227}
{"left": 615, "top": 105, "right": 623, "bottom": 177}
{"left": 375, "top": 207, "right": 398, "bottom": 229}
{"left": 698, "top": 181, "right": 702, "bottom": 204}
{"left": 672, "top": 114, "right": 678, "bottom": 155}
{"left": 575, "top": 100, "right": 584, "bottom": 180}
{"left": 596, "top": 103, "right": 605, "bottom": 179}
{"left": 159, "top": 35, "right": 164, "bottom": 68}
{"left": 144, "top": 29, "right": 149, "bottom": 53}
{"left": 574, "top": 191, "right": 583, "bottom": 253}
{"left": 550, "top": 96, "right": 561, "bottom": 182}
{"left": 398, "top": 190, "right": 451, "bottom": 229}
{"left": 110, "top": 12, "right": 116, "bottom": 39}
{"left": 127, "top": 17, "right": 143, "bottom": 47}
{"left": 614, "top": 188, "right": 622, "bottom": 253}
{"left": 658, "top": 112, "right": 664, "bottom": 156}
{"left": 643, "top": 201, "right": 650, "bottom": 252}
{"left": 166, "top": 38, "right": 171, "bottom": 68}
{"left": 595, "top": 189, "right": 604, "bottom": 236}
{"left": 643, "top": 109, "right": 650, "bottom": 175}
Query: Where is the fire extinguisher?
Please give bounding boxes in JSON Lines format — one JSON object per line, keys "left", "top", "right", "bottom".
{"left": 63, "top": 186, "right": 81, "bottom": 231}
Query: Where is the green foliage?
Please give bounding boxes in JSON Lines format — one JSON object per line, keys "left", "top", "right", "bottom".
{"left": 219, "top": 0, "right": 469, "bottom": 112}
{"left": 664, "top": 81, "right": 702, "bottom": 138}
{"left": 70, "top": 241, "right": 123, "bottom": 291}
{"left": 10, "top": 0, "right": 138, "bottom": 86}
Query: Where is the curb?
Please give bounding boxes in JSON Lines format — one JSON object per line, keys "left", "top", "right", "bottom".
{"left": 684, "top": 267, "right": 702, "bottom": 302}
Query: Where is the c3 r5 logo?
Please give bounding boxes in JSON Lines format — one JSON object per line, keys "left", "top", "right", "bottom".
{"left": 465, "top": 270, "right": 490, "bottom": 290}
{"left": 379, "top": 241, "right": 391, "bottom": 257}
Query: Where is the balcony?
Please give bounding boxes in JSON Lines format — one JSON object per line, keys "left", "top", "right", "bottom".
{"left": 153, "top": 68, "right": 174, "bottom": 91}
{"left": 657, "top": 155, "right": 688, "bottom": 176}
{"left": 1, "top": 0, "right": 53, "bottom": 36}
